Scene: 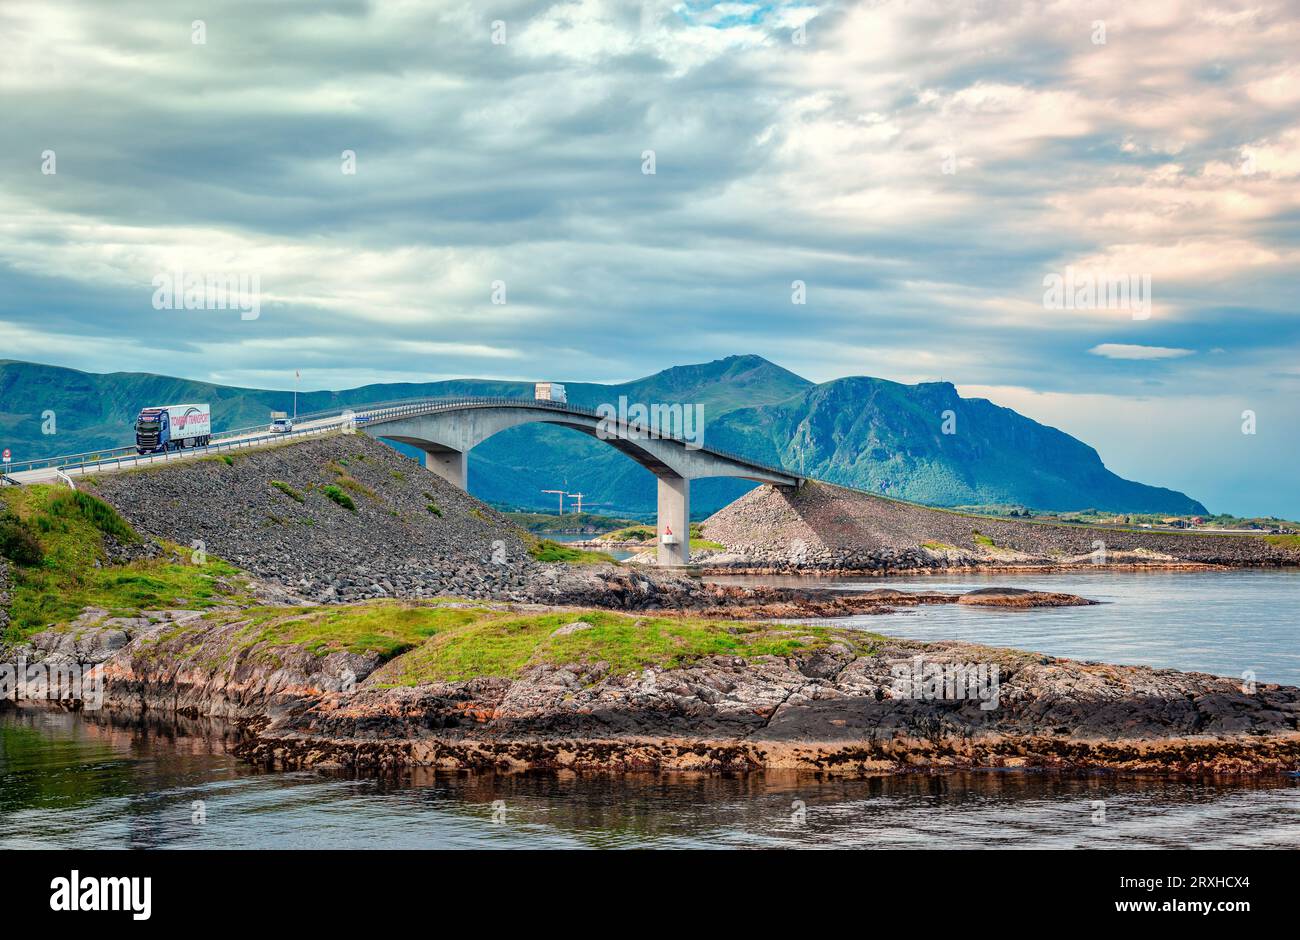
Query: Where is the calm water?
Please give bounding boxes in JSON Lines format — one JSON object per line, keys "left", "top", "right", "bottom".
{"left": 1, "top": 708, "right": 1296, "bottom": 849}
{"left": 711, "top": 568, "right": 1300, "bottom": 687}
{"left": 3, "top": 569, "right": 1298, "bottom": 849}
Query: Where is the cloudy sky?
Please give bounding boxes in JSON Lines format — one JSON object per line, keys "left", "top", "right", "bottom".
{"left": 1, "top": 0, "right": 1297, "bottom": 515}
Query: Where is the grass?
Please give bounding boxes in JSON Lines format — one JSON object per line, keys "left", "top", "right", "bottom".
{"left": 322, "top": 484, "right": 356, "bottom": 512}
{"left": 427, "top": 503, "right": 443, "bottom": 517}
{"left": 191, "top": 601, "right": 489, "bottom": 661}
{"left": 137, "top": 600, "right": 885, "bottom": 685}
{"left": 922, "top": 541, "right": 958, "bottom": 551}
{"left": 370, "top": 606, "right": 886, "bottom": 685}
{"left": 690, "top": 538, "right": 726, "bottom": 551}
{"left": 270, "top": 480, "right": 305, "bottom": 503}
{"left": 1264, "top": 534, "right": 1300, "bottom": 550}
{"left": 527, "top": 538, "right": 617, "bottom": 565}
{"left": 603, "top": 524, "right": 654, "bottom": 542}
{"left": 326, "top": 460, "right": 377, "bottom": 501}
{"left": 0, "top": 485, "right": 249, "bottom": 641}
{"left": 972, "top": 532, "right": 996, "bottom": 548}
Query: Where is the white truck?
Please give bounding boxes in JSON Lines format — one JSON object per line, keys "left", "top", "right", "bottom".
{"left": 534, "top": 382, "right": 567, "bottom": 404}
{"left": 134, "top": 403, "right": 212, "bottom": 453}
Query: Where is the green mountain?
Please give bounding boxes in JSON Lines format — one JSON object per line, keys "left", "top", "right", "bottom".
{"left": 709, "top": 375, "right": 1207, "bottom": 514}
{"left": 0, "top": 356, "right": 1206, "bottom": 516}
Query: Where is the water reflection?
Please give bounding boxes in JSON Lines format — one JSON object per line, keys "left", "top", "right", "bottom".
{"left": 2, "top": 707, "right": 1297, "bottom": 849}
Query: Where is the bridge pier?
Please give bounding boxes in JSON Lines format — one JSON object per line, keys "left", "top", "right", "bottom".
{"left": 656, "top": 475, "right": 690, "bottom": 567}
{"left": 422, "top": 447, "right": 467, "bottom": 489}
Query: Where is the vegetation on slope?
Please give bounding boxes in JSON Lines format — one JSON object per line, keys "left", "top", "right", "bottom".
{"left": 527, "top": 538, "right": 617, "bottom": 565}
{"left": 0, "top": 485, "right": 250, "bottom": 641}
{"left": 365, "top": 605, "right": 884, "bottom": 684}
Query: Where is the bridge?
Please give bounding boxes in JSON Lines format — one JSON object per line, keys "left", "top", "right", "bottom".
{"left": 2, "top": 396, "right": 801, "bottom": 566}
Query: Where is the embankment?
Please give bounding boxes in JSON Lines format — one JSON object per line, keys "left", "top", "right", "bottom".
{"left": 700, "top": 481, "right": 1300, "bottom": 573}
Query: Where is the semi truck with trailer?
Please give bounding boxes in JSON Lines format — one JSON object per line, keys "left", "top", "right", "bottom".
{"left": 134, "top": 403, "right": 212, "bottom": 453}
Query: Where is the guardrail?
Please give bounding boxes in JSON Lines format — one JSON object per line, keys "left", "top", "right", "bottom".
{"left": 1, "top": 396, "right": 802, "bottom": 485}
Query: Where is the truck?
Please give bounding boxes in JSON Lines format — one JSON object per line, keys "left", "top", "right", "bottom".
{"left": 534, "top": 382, "right": 567, "bottom": 404}
{"left": 268, "top": 411, "right": 294, "bottom": 433}
{"left": 134, "top": 403, "right": 212, "bottom": 454}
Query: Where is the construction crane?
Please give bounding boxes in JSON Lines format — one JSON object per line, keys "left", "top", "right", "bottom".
{"left": 542, "top": 489, "right": 566, "bottom": 514}
{"left": 566, "top": 492, "right": 585, "bottom": 515}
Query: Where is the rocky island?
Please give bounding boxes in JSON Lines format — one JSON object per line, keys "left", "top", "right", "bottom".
{"left": 2, "top": 432, "right": 1298, "bottom": 780}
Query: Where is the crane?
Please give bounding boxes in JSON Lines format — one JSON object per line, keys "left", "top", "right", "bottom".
{"left": 542, "top": 489, "right": 565, "bottom": 514}
{"left": 566, "top": 492, "right": 585, "bottom": 514}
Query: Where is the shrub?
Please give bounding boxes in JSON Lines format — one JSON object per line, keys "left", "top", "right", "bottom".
{"left": 322, "top": 485, "right": 356, "bottom": 512}
{"left": 427, "top": 503, "right": 443, "bottom": 517}
{"left": 271, "top": 480, "right": 305, "bottom": 503}
{"left": 51, "top": 491, "right": 138, "bottom": 543}
{"left": 0, "top": 512, "right": 44, "bottom": 566}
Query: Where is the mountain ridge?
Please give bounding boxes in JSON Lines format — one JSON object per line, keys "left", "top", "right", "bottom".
{"left": 0, "top": 355, "right": 1206, "bottom": 516}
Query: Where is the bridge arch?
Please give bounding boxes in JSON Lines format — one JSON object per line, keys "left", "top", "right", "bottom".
{"left": 359, "top": 400, "right": 799, "bottom": 566}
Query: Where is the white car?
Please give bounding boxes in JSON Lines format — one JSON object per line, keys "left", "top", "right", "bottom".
{"left": 269, "top": 417, "right": 294, "bottom": 433}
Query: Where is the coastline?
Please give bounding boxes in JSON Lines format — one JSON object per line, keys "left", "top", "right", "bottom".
{"left": 8, "top": 594, "right": 1296, "bottom": 781}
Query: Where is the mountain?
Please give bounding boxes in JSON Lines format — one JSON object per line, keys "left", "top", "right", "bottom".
{"left": 709, "top": 376, "right": 1207, "bottom": 514}
{"left": 0, "top": 356, "right": 1207, "bottom": 516}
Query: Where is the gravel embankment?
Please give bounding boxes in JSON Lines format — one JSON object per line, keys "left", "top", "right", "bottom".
{"left": 90, "top": 434, "right": 536, "bottom": 602}
{"left": 0, "top": 557, "right": 11, "bottom": 636}
{"left": 700, "top": 481, "right": 1300, "bottom": 572}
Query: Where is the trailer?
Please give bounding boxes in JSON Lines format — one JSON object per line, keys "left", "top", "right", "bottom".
{"left": 268, "top": 410, "right": 294, "bottom": 433}
{"left": 134, "top": 403, "right": 212, "bottom": 453}
{"left": 534, "top": 382, "right": 567, "bottom": 404}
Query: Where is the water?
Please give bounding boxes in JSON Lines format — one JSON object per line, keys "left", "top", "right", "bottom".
{"left": 710, "top": 568, "right": 1300, "bottom": 687}
{"left": 3, "top": 569, "right": 1299, "bottom": 849}
{"left": 2, "top": 708, "right": 1296, "bottom": 849}
{"left": 549, "top": 532, "right": 637, "bottom": 561}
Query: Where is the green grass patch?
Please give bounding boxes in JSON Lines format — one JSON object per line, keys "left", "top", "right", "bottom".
{"left": 0, "top": 485, "right": 249, "bottom": 641}
{"left": 270, "top": 480, "right": 305, "bottom": 503}
{"left": 527, "top": 538, "right": 617, "bottom": 565}
{"left": 1264, "top": 534, "right": 1300, "bottom": 550}
{"left": 690, "top": 538, "right": 726, "bottom": 551}
{"left": 603, "top": 524, "right": 654, "bottom": 542}
{"left": 922, "top": 541, "right": 958, "bottom": 551}
{"left": 972, "top": 532, "right": 996, "bottom": 548}
{"left": 426, "top": 503, "right": 443, "bottom": 517}
{"left": 321, "top": 484, "right": 357, "bottom": 512}
{"left": 202, "top": 601, "right": 489, "bottom": 660}
{"left": 326, "top": 460, "right": 377, "bottom": 501}
{"left": 376, "top": 608, "right": 885, "bottom": 685}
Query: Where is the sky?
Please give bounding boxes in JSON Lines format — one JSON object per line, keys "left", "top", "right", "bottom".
{"left": 1, "top": 0, "right": 1297, "bottom": 516}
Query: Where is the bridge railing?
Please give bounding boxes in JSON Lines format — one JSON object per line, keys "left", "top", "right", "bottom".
{"left": 355, "top": 396, "right": 800, "bottom": 480}
{"left": 3, "top": 395, "right": 801, "bottom": 483}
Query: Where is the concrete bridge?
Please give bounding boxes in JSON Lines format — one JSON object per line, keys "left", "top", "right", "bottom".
{"left": 357, "top": 398, "right": 802, "bottom": 565}
{"left": 2, "top": 396, "right": 802, "bottom": 566}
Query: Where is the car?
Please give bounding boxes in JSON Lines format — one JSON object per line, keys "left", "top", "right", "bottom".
{"left": 269, "top": 417, "right": 294, "bottom": 433}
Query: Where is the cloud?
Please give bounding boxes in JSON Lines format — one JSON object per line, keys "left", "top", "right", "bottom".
{"left": 0, "top": 0, "right": 1296, "bottom": 511}
{"left": 1089, "top": 344, "right": 1195, "bottom": 360}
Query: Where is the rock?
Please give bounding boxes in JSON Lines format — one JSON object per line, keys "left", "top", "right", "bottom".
{"left": 551, "top": 621, "right": 593, "bottom": 637}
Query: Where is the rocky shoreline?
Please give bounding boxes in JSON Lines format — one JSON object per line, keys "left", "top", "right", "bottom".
{"left": 7, "top": 595, "right": 1298, "bottom": 780}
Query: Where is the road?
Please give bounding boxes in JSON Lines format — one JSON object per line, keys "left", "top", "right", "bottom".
{"left": 2, "top": 412, "right": 357, "bottom": 486}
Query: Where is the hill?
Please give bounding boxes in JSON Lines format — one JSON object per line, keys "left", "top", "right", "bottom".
{"left": 0, "top": 355, "right": 1206, "bottom": 516}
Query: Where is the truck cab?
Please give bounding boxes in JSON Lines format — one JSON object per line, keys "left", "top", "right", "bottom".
{"left": 134, "top": 408, "right": 168, "bottom": 453}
